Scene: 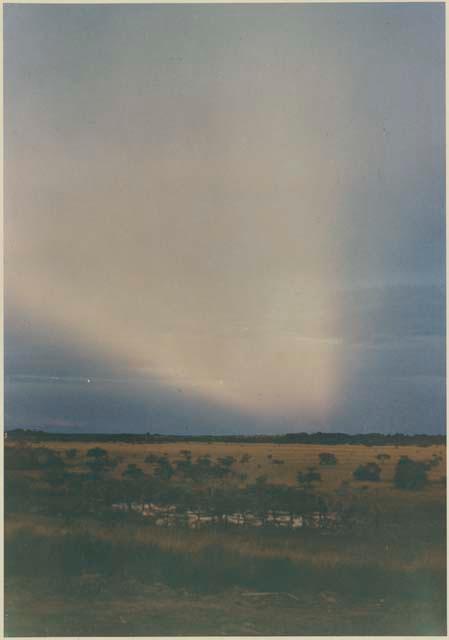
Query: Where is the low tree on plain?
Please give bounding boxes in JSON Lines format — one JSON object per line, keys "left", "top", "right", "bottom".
{"left": 197, "top": 456, "right": 212, "bottom": 468}
{"left": 122, "top": 463, "right": 145, "bottom": 481}
{"left": 393, "top": 456, "right": 428, "bottom": 490}
{"left": 86, "top": 447, "right": 108, "bottom": 460}
{"left": 217, "top": 456, "right": 236, "bottom": 468}
{"left": 153, "top": 458, "right": 174, "bottom": 481}
{"left": 144, "top": 453, "right": 160, "bottom": 464}
{"left": 353, "top": 462, "right": 381, "bottom": 482}
{"left": 86, "top": 456, "right": 115, "bottom": 479}
{"left": 297, "top": 467, "right": 321, "bottom": 489}
{"left": 319, "top": 452, "right": 337, "bottom": 466}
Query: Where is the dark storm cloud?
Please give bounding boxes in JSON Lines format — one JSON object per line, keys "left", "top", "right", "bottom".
{"left": 4, "top": 3, "right": 445, "bottom": 434}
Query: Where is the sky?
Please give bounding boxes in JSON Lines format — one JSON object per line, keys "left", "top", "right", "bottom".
{"left": 4, "top": 3, "right": 445, "bottom": 434}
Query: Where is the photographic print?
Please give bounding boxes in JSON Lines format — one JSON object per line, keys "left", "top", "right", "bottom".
{"left": 4, "top": 2, "right": 446, "bottom": 636}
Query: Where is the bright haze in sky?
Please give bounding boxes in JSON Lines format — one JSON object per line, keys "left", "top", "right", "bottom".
{"left": 4, "top": 4, "right": 445, "bottom": 434}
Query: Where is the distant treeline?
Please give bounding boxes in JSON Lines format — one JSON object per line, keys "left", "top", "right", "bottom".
{"left": 6, "top": 429, "right": 446, "bottom": 446}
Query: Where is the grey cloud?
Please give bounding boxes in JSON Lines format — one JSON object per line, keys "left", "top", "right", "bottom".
{"left": 4, "top": 4, "right": 445, "bottom": 434}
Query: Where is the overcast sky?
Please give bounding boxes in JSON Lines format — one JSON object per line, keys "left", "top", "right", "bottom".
{"left": 5, "top": 3, "right": 445, "bottom": 434}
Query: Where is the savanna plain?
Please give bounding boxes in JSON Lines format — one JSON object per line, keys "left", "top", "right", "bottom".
{"left": 5, "top": 435, "right": 446, "bottom": 636}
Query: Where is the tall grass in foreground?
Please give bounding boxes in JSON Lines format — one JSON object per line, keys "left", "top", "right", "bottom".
{"left": 6, "top": 526, "right": 445, "bottom": 602}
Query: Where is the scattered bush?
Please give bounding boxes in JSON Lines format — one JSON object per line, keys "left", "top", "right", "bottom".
{"left": 153, "top": 459, "right": 174, "bottom": 481}
{"left": 394, "top": 457, "right": 428, "bottom": 490}
{"left": 144, "top": 453, "right": 160, "bottom": 464}
{"left": 86, "top": 455, "right": 116, "bottom": 478}
{"left": 86, "top": 447, "right": 108, "bottom": 459}
{"left": 353, "top": 462, "right": 381, "bottom": 482}
{"left": 5, "top": 446, "right": 65, "bottom": 471}
{"left": 122, "top": 464, "right": 145, "bottom": 480}
{"left": 217, "top": 456, "right": 236, "bottom": 468}
{"left": 319, "top": 452, "right": 337, "bottom": 466}
{"left": 297, "top": 467, "right": 321, "bottom": 488}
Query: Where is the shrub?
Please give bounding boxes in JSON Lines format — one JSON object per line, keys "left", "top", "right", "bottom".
{"left": 35, "top": 448, "right": 65, "bottom": 469}
{"left": 86, "top": 447, "right": 108, "bottom": 459}
{"left": 297, "top": 467, "right": 321, "bottom": 488}
{"left": 122, "top": 464, "right": 145, "bottom": 480}
{"left": 86, "top": 456, "right": 115, "bottom": 478}
{"left": 153, "top": 459, "right": 174, "bottom": 481}
{"left": 394, "top": 457, "right": 428, "bottom": 490}
{"left": 65, "top": 448, "right": 78, "bottom": 459}
{"left": 144, "top": 453, "right": 160, "bottom": 464}
{"left": 353, "top": 462, "right": 381, "bottom": 482}
{"left": 319, "top": 452, "right": 337, "bottom": 466}
{"left": 217, "top": 456, "right": 236, "bottom": 468}
{"left": 197, "top": 456, "right": 212, "bottom": 468}
{"left": 376, "top": 453, "right": 391, "bottom": 463}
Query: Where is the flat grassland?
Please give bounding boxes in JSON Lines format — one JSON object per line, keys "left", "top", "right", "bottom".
{"left": 22, "top": 438, "right": 447, "bottom": 488}
{"left": 5, "top": 439, "right": 446, "bottom": 636}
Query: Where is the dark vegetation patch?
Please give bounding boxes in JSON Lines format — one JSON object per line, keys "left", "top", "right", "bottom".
{"left": 6, "top": 429, "right": 445, "bottom": 446}
{"left": 6, "top": 528, "right": 445, "bottom": 601}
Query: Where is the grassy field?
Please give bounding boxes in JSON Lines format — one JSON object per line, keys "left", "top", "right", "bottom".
{"left": 17, "top": 438, "right": 447, "bottom": 490}
{"left": 4, "top": 439, "right": 446, "bottom": 636}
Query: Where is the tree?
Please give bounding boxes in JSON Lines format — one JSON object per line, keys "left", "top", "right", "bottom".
{"left": 86, "top": 457, "right": 114, "bottom": 479}
{"left": 153, "top": 458, "right": 174, "bottom": 481}
{"left": 319, "top": 452, "right": 337, "bottom": 466}
{"left": 240, "top": 453, "right": 251, "bottom": 464}
{"left": 197, "top": 456, "right": 212, "bottom": 468}
{"left": 394, "top": 457, "right": 428, "bottom": 490}
{"left": 353, "top": 462, "right": 381, "bottom": 482}
{"left": 86, "top": 447, "right": 108, "bottom": 459}
{"left": 122, "top": 463, "right": 145, "bottom": 481}
{"left": 144, "top": 453, "right": 160, "bottom": 464}
{"left": 217, "top": 456, "right": 236, "bottom": 468}
{"left": 297, "top": 467, "right": 321, "bottom": 489}
{"left": 175, "top": 458, "right": 194, "bottom": 475}
{"left": 376, "top": 453, "right": 391, "bottom": 464}
{"left": 5, "top": 446, "right": 64, "bottom": 471}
